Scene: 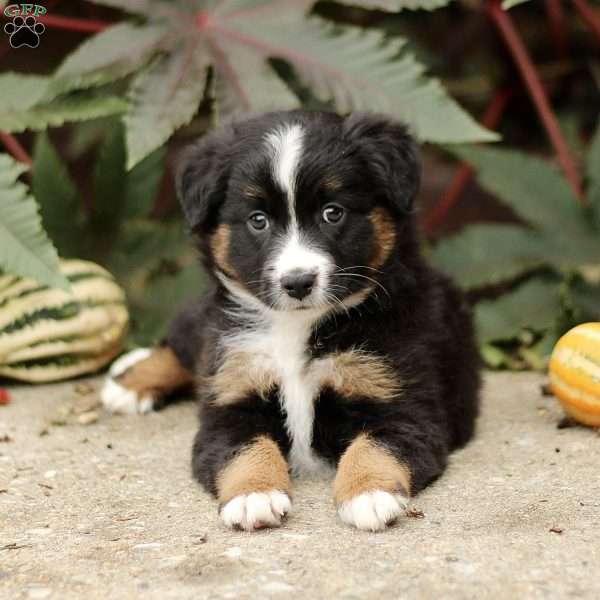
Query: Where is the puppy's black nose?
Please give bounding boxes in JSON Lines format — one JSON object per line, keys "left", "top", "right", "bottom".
{"left": 281, "top": 270, "right": 317, "bottom": 300}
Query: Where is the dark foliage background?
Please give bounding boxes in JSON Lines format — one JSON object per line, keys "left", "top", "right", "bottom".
{"left": 0, "top": 0, "right": 599, "bottom": 369}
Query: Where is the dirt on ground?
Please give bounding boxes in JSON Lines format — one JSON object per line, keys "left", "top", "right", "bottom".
{"left": 1, "top": 372, "right": 599, "bottom": 599}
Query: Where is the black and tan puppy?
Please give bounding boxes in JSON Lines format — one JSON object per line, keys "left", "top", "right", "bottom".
{"left": 102, "top": 110, "right": 480, "bottom": 531}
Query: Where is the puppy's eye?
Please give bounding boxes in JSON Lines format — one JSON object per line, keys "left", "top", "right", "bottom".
{"left": 247, "top": 211, "right": 269, "bottom": 232}
{"left": 322, "top": 204, "right": 345, "bottom": 225}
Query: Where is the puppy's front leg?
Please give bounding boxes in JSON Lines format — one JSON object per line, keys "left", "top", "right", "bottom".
{"left": 334, "top": 433, "right": 412, "bottom": 532}
{"left": 192, "top": 405, "right": 292, "bottom": 531}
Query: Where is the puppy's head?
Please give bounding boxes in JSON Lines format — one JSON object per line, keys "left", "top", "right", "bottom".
{"left": 177, "top": 111, "right": 420, "bottom": 312}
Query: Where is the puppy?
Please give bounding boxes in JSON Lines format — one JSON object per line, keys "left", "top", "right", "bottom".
{"left": 102, "top": 111, "right": 481, "bottom": 532}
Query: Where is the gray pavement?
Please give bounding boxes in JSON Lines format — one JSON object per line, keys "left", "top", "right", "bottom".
{"left": 1, "top": 372, "right": 599, "bottom": 599}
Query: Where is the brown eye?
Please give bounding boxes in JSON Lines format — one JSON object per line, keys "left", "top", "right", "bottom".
{"left": 247, "top": 211, "right": 269, "bottom": 232}
{"left": 322, "top": 204, "right": 345, "bottom": 225}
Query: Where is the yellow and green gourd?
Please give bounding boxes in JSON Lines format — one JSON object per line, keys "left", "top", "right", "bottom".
{"left": 0, "top": 259, "right": 128, "bottom": 383}
{"left": 549, "top": 323, "right": 600, "bottom": 427}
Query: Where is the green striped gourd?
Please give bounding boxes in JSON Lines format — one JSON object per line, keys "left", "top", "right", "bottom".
{"left": 0, "top": 259, "right": 128, "bottom": 383}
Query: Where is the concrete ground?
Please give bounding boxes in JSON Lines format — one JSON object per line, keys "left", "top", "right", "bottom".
{"left": 1, "top": 372, "right": 599, "bottom": 600}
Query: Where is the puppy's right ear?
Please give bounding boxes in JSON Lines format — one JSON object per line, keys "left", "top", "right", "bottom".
{"left": 176, "top": 126, "right": 235, "bottom": 231}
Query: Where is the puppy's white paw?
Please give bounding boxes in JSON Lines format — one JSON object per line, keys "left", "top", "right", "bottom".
{"left": 220, "top": 490, "right": 292, "bottom": 531}
{"left": 338, "top": 490, "right": 408, "bottom": 532}
{"left": 101, "top": 348, "right": 154, "bottom": 415}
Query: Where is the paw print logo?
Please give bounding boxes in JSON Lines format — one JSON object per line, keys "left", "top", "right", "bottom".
{"left": 4, "top": 15, "right": 45, "bottom": 49}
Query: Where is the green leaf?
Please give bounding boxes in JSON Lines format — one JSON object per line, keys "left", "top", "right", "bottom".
{"left": 32, "top": 134, "right": 83, "bottom": 258}
{"left": 0, "top": 154, "right": 69, "bottom": 290}
{"left": 0, "top": 93, "right": 128, "bottom": 133}
{"left": 92, "top": 123, "right": 127, "bottom": 231}
{"left": 123, "top": 146, "right": 166, "bottom": 218}
{"left": 216, "top": 13, "right": 497, "bottom": 143}
{"left": 129, "top": 263, "right": 204, "bottom": 346}
{"left": 335, "top": 0, "right": 453, "bottom": 10}
{"left": 569, "top": 278, "right": 600, "bottom": 322}
{"left": 212, "top": 40, "right": 300, "bottom": 118}
{"left": 107, "top": 219, "right": 191, "bottom": 279}
{"left": 430, "top": 224, "right": 548, "bottom": 289}
{"left": 475, "top": 278, "right": 561, "bottom": 343}
{"left": 53, "top": 23, "right": 167, "bottom": 93}
{"left": 586, "top": 119, "right": 600, "bottom": 228}
{"left": 502, "top": 0, "right": 532, "bottom": 8}
{"left": 450, "top": 145, "right": 598, "bottom": 262}
{"left": 0, "top": 73, "right": 52, "bottom": 111}
{"left": 124, "top": 48, "right": 209, "bottom": 168}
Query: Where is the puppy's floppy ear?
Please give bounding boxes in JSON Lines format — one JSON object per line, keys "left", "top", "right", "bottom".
{"left": 176, "top": 126, "right": 235, "bottom": 231}
{"left": 343, "top": 113, "right": 420, "bottom": 213}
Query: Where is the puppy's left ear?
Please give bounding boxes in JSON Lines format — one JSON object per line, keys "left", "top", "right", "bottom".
{"left": 176, "top": 125, "right": 235, "bottom": 231}
{"left": 343, "top": 113, "right": 421, "bottom": 213}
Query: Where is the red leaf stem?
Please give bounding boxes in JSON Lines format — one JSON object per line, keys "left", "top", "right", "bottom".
{"left": 424, "top": 88, "right": 512, "bottom": 236}
{"left": 0, "top": 131, "right": 32, "bottom": 166}
{"left": 487, "top": 0, "right": 584, "bottom": 201}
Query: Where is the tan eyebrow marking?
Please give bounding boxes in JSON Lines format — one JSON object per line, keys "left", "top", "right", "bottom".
{"left": 244, "top": 185, "right": 266, "bottom": 200}
{"left": 322, "top": 175, "right": 343, "bottom": 191}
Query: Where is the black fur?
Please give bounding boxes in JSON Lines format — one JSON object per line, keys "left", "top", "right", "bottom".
{"left": 171, "top": 110, "right": 480, "bottom": 502}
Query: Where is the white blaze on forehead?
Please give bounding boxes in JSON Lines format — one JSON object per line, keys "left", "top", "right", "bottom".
{"left": 264, "top": 122, "right": 331, "bottom": 305}
{"left": 265, "top": 123, "right": 304, "bottom": 222}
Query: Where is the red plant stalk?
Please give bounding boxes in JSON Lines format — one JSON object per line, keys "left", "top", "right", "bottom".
{"left": 424, "top": 88, "right": 512, "bottom": 235}
{"left": 0, "top": 131, "right": 32, "bottom": 166}
{"left": 545, "top": 0, "right": 569, "bottom": 58}
{"left": 487, "top": 0, "right": 584, "bottom": 200}
{"left": 571, "top": 0, "right": 600, "bottom": 44}
{"left": 38, "top": 14, "right": 110, "bottom": 33}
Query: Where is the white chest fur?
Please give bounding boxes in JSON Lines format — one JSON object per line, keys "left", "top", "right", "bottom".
{"left": 222, "top": 309, "right": 331, "bottom": 476}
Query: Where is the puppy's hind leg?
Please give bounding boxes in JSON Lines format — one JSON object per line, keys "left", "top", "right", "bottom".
{"left": 101, "top": 345, "right": 193, "bottom": 415}
{"left": 101, "top": 300, "right": 204, "bottom": 415}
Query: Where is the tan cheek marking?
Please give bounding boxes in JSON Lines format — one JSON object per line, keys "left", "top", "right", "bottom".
{"left": 217, "top": 436, "right": 291, "bottom": 504}
{"left": 368, "top": 207, "right": 396, "bottom": 269}
{"left": 322, "top": 350, "right": 402, "bottom": 402}
{"left": 117, "top": 346, "right": 193, "bottom": 397}
{"left": 210, "top": 225, "right": 238, "bottom": 279}
{"left": 206, "top": 350, "right": 278, "bottom": 406}
{"left": 334, "top": 434, "right": 411, "bottom": 505}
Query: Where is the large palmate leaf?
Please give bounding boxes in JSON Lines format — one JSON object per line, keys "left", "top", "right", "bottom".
{"left": 0, "top": 155, "right": 69, "bottom": 290}
{"left": 0, "top": 94, "right": 128, "bottom": 133}
{"left": 201, "top": 4, "right": 496, "bottom": 143}
{"left": 124, "top": 48, "right": 210, "bottom": 168}
{"left": 449, "top": 145, "right": 599, "bottom": 264}
{"left": 32, "top": 134, "right": 83, "bottom": 258}
{"left": 430, "top": 224, "right": 549, "bottom": 289}
{"left": 337, "top": 0, "right": 452, "bottom": 10}
{"left": 44, "top": 0, "right": 495, "bottom": 166}
{"left": 475, "top": 279, "right": 561, "bottom": 343}
{"left": 52, "top": 23, "right": 168, "bottom": 94}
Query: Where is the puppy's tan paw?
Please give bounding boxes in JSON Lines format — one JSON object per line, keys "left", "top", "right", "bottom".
{"left": 220, "top": 490, "right": 292, "bottom": 531}
{"left": 338, "top": 490, "right": 407, "bottom": 532}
